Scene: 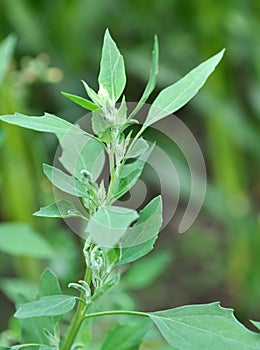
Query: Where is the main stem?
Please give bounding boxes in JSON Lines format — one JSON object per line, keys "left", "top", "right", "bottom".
{"left": 61, "top": 268, "right": 92, "bottom": 350}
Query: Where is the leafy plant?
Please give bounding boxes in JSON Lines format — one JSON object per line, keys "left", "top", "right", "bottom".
{"left": 0, "top": 29, "right": 259, "bottom": 349}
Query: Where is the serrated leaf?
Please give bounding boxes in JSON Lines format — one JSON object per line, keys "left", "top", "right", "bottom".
{"left": 34, "top": 200, "right": 87, "bottom": 219}
{"left": 0, "top": 223, "right": 53, "bottom": 258}
{"left": 59, "top": 132, "right": 105, "bottom": 182}
{"left": 0, "top": 34, "right": 16, "bottom": 83}
{"left": 98, "top": 29, "right": 126, "bottom": 102}
{"left": 38, "top": 268, "right": 61, "bottom": 298}
{"left": 149, "top": 302, "right": 260, "bottom": 350}
{"left": 43, "top": 164, "right": 87, "bottom": 198}
{"left": 130, "top": 36, "right": 159, "bottom": 118}
{"left": 61, "top": 91, "right": 99, "bottom": 110}
{"left": 87, "top": 206, "right": 139, "bottom": 247}
{"left": 120, "top": 195, "right": 162, "bottom": 250}
{"left": 126, "top": 138, "right": 149, "bottom": 159}
{"left": 0, "top": 113, "right": 85, "bottom": 138}
{"left": 14, "top": 295, "right": 76, "bottom": 319}
{"left": 100, "top": 319, "right": 151, "bottom": 350}
{"left": 145, "top": 49, "right": 225, "bottom": 126}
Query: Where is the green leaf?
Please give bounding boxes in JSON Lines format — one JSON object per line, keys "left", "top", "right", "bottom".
{"left": 130, "top": 35, "right": 159, "bottom": 118}
{"left": 43, "top": 164, "right": 87, "bottom": 198}
{"left": 82, "top": 80, "right": 102, "bottom": 106}
{"left": 59, "top": 132, "right": 105, "bottom": 181}
{"left": 117, "top": 95, "right": 127, "bottom": 124}
{"left": 14, "top": 295, "right": 76, "bottom": 319}
{"left": 0, "top": 223, "right": 53, "bottom": 258}
{"left": 113, "top": 159, "right": 145, "bottom": 199}
{"left": 100, "top": 319, "right": 151, "bottom": 350}
{"left": 61, "top": 91, "right": 99, "bottom": 110}
{"left": 145, "top": 49, "right": 225, "bottom": 126}
{"left": 18, "top": 270, "right": 62, "bottom": 344}
{"left": 34, "top": 200, "right": 87, "bottom": 219}
{"left": 38, "top": 268, "right": 61, "bottom": 298}
{"left": 87, "top": 206, "right": 139, "bottom": 247}
{"left": 120, "top": 195, "right": 162, "bottom": 249}
{"left": 126, "top": 138, "right": 149, "bottom": 159}
{"left": 114, "top": 143, "right": 154, "bottom": 199}
{"left": 124, "top": 251, "right": 171, "bottom": 289}
{"left": 0, "top": 34, "right": 16, "bottom": 83}
{"left": 149, "top": 302, "right": 260, "bottom": 350}
{"left": 91, "top": 109, "right": 111, "bottom": 137}
{"left": 0, "top": 113, "right": 85, "bottom": 138}
{"left": 98, "top": 29, "right": 126, "bottom": 102}
{"left": 116, "top": 237, "right": 157, "bottom": 266}
{"left": 251, "top": 320, "right": 260, "bottom": 330}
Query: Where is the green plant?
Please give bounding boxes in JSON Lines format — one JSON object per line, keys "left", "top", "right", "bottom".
{"left": 0, "top": 29, "right": 259, "bottom": 350}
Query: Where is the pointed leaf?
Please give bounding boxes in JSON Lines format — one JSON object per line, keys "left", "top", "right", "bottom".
{"left": 61, "top": 91, "right": 99, "bottom": 110}
{"left": 43, "top": 164, "right": 87, "bottom": 198}
{"left": 0, "top": 34, "right": 16, "bottom": 83}
{"left": 82, "top": 80, "right": 102, "bottom": 106}
{"left": 113, "top": 159, "right": 145, "bottom": 199}
{"left": 251, "top": 321, "right": 260, "bottom": 330}
{"left": 98, "top": 29, "right": 126, "bottom": 102}
{"left": 149, "top": 302, "right": 260, "bottom": 350}
{"left": 38, "top": 268, "right": 61, "bottom": 298}
{"left": 116, "top": 237, "right": 158, "bottom": 266}
{"left": 130, "top": 36, "right": 159, "bottom": 118}
{"left": 34, "top": 200, "right": 86, "bottom": 219}
{"left": 14, "top": 295, "right": 76, "bottom": 319}
{"left": 0, "top": 223, "right": 53, "bottom": 258}
{"left": 117, "top": 196, "right": 162, "bottom": 265}
{"left": 0, "top": 113, "right": 86, "bottom": 138}
{"left": 145, "top": 49, "right": 225, "bottom": 126}
{"left": 120, "top": 195, "right": 162, "bottom": 249}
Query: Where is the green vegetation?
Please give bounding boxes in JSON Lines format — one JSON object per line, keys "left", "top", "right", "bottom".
{"left": 0, "top": 29, "right": 259, "bottom": 349}
{"left": 0, "top": 2, "right": 260, "bottom": 349}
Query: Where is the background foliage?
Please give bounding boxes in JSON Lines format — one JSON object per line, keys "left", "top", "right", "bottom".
{"left": 0, "top": 0, "right": 259, "bottom": 343}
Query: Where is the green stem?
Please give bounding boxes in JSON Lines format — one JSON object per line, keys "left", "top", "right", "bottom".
{"left": 61, "top": 268, "right": 92, "bottom": 350}
{"left": 83, "top": 309, "right": 148, "bottom": 320}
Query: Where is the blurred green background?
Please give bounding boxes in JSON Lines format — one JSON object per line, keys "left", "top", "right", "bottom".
{"left": 0, "top": 0, "right": 259, "bottom": 342}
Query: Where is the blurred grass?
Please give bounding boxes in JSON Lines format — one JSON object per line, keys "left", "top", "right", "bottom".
{"left": 0, "top": 0, "right": 259, "bottom": 334}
